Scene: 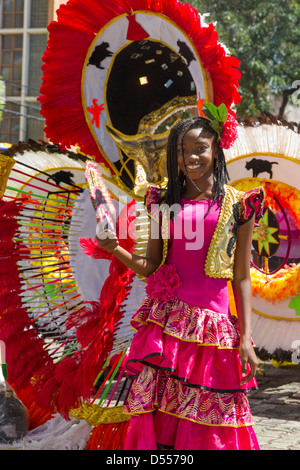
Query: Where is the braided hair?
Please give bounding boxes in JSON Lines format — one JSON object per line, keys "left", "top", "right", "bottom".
{"left": 162, "top": 117, "right": 229, "bottom": 218}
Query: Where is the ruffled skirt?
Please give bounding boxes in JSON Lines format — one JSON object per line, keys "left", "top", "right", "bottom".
{"left": 123, "top": 296, "right": 260, "bottom": 450}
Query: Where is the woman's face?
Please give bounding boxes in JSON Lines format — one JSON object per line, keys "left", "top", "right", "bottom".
{"left": 177, "top": 128, "right": 218, "bottom": 182}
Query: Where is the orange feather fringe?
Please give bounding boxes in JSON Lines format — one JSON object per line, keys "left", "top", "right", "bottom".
{"left": 87, "top": 421, "right": 130, "bottom": 450}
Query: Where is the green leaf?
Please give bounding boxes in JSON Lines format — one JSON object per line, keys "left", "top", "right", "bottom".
{"left": 209, "top": 120, "right": 222, "bottom": 136}
{"left": 204, "top": 102, "right": 219, "bottom": 120}
{"left": 202, "top": 109, "right": 215, "bottom": 121}
{"left": 201, "top": 104, "right": 215, "bottom": 121}
{"left": 217, "top": 103, "right": 228, "bottom": 122}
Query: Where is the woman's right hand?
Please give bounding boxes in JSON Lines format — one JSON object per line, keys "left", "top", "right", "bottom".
{"left": 95, "top": 224, "right": 119, "bottom": 253}
{"left": 94, "top": 218, "right": 163, "bottom": 278}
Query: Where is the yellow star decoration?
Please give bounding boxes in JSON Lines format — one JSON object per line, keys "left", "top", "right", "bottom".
{"left": 252, "top": 209, "right": 279, "bottom": 256}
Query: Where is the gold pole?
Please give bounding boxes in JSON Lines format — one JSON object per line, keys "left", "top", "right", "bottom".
{"left": 0, "top": 154, "right": 15, "bottom": 198}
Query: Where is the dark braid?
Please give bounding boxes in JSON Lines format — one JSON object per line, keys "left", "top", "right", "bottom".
{"left": 162, "top": 117, "right": 229, "bottom": 218}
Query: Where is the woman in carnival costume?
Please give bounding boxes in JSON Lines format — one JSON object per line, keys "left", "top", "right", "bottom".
{"left": 96, "top": 103, "right": 264, "bottom": 450}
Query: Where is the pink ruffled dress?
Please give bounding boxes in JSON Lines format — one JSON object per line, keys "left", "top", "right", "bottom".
{"left": 123, "top": 187, "right": 264, "bottom": 450}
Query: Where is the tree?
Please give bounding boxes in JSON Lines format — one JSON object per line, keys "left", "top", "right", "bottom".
{"left": 187, "top": 0, "right": 300, "bottom": 119}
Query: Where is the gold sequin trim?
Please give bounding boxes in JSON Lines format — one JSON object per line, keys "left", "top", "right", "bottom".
{"left": 70, "top": 404, "right": 130, "bottom": 426}
{"left": 204, "top": 185, "right": 244, "bottom": 280}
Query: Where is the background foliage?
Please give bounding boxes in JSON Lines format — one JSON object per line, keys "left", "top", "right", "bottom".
{"left": 186, "top": 0, "right": 300, "bottom": 119}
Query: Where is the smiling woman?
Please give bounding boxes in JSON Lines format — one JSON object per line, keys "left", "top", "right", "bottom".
{"left": 163, "top": 114, "right": 230, "bottom": 213}
{"left": 116, "top": 115, "right": 264, "bottom": 450}
{"left": 176, "top": 128, "right": 218, "bottom": 199}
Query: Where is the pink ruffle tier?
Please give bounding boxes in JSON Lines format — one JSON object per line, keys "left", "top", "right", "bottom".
{"left": 124, "top": 412, "right": 259, "bottom": 450}
{"left": 124, "top": 295, "right": 260, "bottom": 450}
{"left": 126, "top": 295, "right": 258, "bottom": 392}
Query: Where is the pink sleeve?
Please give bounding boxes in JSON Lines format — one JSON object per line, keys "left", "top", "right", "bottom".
{"left": 239, "top": 187, "right": 264, "bottom": 226}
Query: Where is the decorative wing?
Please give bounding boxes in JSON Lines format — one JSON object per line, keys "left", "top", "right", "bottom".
{"left": 225, "top": 117, "right": 300, "bottom": 364}
{"left": 0, "top": 141, "right": 145, "bottom": 419}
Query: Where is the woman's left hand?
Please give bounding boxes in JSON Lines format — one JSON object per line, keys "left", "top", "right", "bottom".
{"left": 239, "top": 338, "right": 259, "bottom": 385}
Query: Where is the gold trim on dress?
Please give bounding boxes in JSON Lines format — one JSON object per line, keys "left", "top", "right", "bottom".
{"left": 123, "top": 408, "right": 255, "bottom": 429}
{"left": 131, "top": 317, "right": 240, "bottom": 349}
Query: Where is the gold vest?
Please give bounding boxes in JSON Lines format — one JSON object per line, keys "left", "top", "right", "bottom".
{"left": 148, "top": 184, "right": 244, "bottom": 280}
{"left": 204, "top": 184, "right": 244, "bottom": 280}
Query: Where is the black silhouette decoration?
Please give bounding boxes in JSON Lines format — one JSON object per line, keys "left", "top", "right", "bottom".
{"left": 245, "top": 158, "right": 278, "bottom": 179}
{"left": 227, "top": 202, "right": 240, "bottom": 257}
{"left": 94, "top": 189, "right": 109, "bottom": 230}
{"left": 177, "top": 39, "right": 196, "bottom": 66}
{"left": 88, "top": 42, "right": 113, "bottom": 69}
{"left": 47, "top": 170, "right": 77, "bottom": 187}
{"left": 94, "top": 188, "right": 105, "bottom": 207}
